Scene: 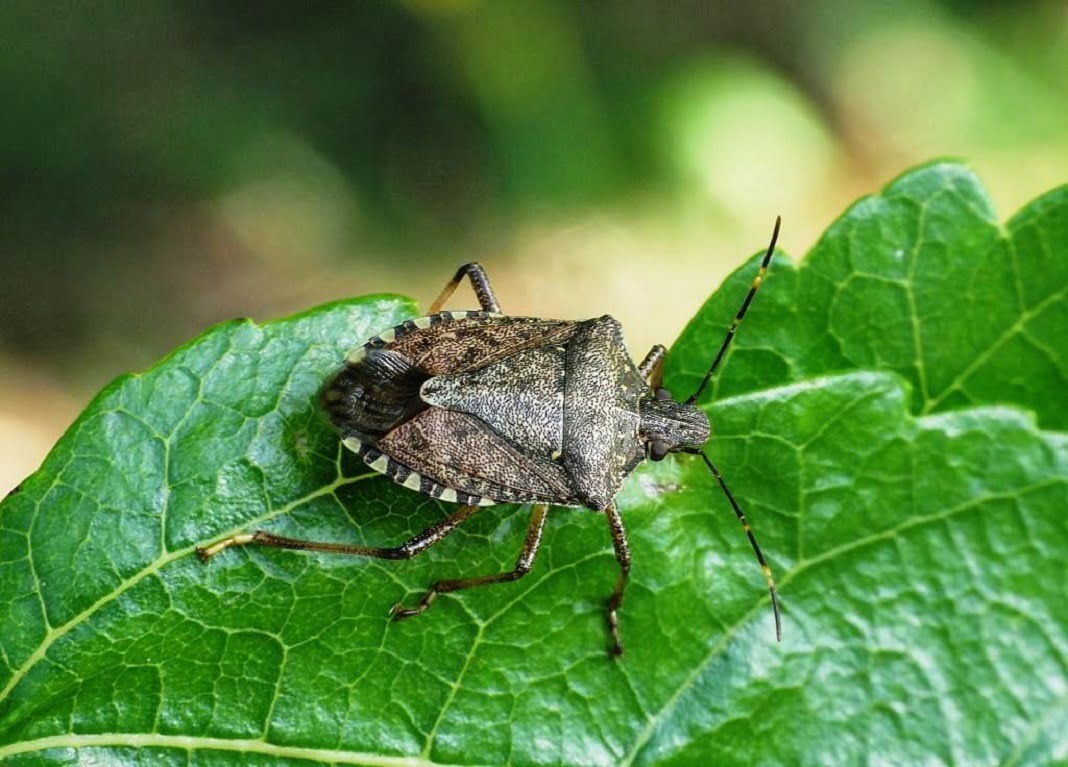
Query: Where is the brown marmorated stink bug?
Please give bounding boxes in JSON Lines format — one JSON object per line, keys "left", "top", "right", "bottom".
{"left": 198, "top": 219, "right": 784, "bottom": 656}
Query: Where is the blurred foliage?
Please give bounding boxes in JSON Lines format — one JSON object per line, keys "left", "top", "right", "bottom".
{"left": 1, "top": 0, "right": 1067, "bottom": 490}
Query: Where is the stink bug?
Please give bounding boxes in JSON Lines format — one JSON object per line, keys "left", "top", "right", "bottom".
{"left": 199, "top": 219, "right": 784, "bottom": 656}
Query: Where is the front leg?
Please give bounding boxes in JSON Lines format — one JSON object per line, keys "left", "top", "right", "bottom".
{"left": 638, "top": 344, "right": 667, "bottom": 388}
{"left": 428, "top": 262, "right": 502, "bottom": 313}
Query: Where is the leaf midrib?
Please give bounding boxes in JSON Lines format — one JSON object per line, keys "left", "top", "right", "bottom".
{"left": 0, "top": 468, "right": 380, "bottom": 709}
{"left": 0, "top": 732, "right": 488, "bottom": 766}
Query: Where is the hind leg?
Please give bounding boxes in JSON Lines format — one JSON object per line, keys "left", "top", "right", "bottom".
{"left": 196, "top": 504, "right": 483, "bottom": 561}
{"left": 429, "top": 263, "right": 501, "bottom": 313}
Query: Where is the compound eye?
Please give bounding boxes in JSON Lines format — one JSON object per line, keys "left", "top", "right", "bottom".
{"left": 655, "top": 387, "right": 672, "bottom": 401}
{"left": 649, "top": 439, "right": 670, "bottom": 462}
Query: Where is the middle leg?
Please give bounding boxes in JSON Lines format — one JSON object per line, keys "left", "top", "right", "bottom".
{"left": 391, "top": 504, "right": 548, "bottom": 619}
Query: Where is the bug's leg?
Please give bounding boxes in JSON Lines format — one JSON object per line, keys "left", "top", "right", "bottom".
{"left": 391, "top": 503, "right": 548, "bottom": 620}
{"left": 637, "top": 344, "right": 667, "bottom": 388}
{"left": 428, "top": 262, "right": 501, "bottom": 314}
{"left": 196, "top": 504, "right": 482, "bottom": 562}
{"left": 604, "top": 502, "right": 632, "bottom": 657}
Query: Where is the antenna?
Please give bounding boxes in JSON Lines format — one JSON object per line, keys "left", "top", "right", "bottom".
{"left": 686, "top": 216, "right": 781, "bottom": 405}
{"left": 687, "top": 448, "right": 782, "bottom": 641}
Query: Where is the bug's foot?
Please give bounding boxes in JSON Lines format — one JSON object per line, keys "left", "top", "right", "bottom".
{"left": 195, "top": 532, "right": 257, "bottom": 562}
{"left": 390, "top": 588, "right": 438, "bottom": 620}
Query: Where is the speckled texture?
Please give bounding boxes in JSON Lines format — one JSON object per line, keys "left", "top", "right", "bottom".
{"left": 421, "top": 346, "right": 565, "bottom": 462}
{"left": 377, "top": 408, "right": 577, "bottom": 505}
{"left": 324, "top": 309, "right": 711, "bottom": 509}
{"left": 559, "top": 317, "right": 647, "bottom": 510}
{"left": 386, "top": 312, "right": 577, "bottom": 375}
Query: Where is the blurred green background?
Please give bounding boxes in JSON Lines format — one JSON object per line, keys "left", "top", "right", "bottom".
{"left": 2, "top": 0, "right": 1066, "bottom": 493}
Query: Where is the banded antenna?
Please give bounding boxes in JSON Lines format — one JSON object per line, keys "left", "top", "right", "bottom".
{"left": 685, "top": 216, "right": 783, "bottom": 641}
{"left": 686, "top": 448, "right": 782, "bottom": 641}
{"left": 685, "top": 216, "right": 781, "bottom": 405}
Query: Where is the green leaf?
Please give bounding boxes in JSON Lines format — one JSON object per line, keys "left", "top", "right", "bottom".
{"left": 1, "top": 162, "right": 1065, "bottom": 766}
{"left": 668, "top": 163, "right": 1068, "bottom": 429}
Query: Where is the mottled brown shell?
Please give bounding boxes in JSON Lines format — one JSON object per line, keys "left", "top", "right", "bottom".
{"left": 322, "top": 310, "right": 647, "bottom": 509}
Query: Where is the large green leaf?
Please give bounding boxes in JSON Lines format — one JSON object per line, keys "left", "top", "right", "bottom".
{"left": 1, "top": 163, "right": 1065, "bottom": 765}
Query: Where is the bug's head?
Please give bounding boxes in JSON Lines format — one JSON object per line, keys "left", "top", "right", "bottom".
{"left": 639, "top": 388, "right": 711, "bottom": 461}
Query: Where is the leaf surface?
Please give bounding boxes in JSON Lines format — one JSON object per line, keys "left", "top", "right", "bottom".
{"left": 1, "top": 163, "right": 1065, "bottom": 766}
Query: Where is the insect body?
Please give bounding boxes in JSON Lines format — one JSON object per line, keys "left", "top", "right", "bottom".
{"left": 326, "top": 312, "right": 709, "bottom": 510}
{"left": 199, "top": 220, "right": 784, "bottom": 656}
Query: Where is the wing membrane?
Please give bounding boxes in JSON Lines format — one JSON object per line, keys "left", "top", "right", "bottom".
{"left": 378, "top": 408, "right": 579, "bottom": 505}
